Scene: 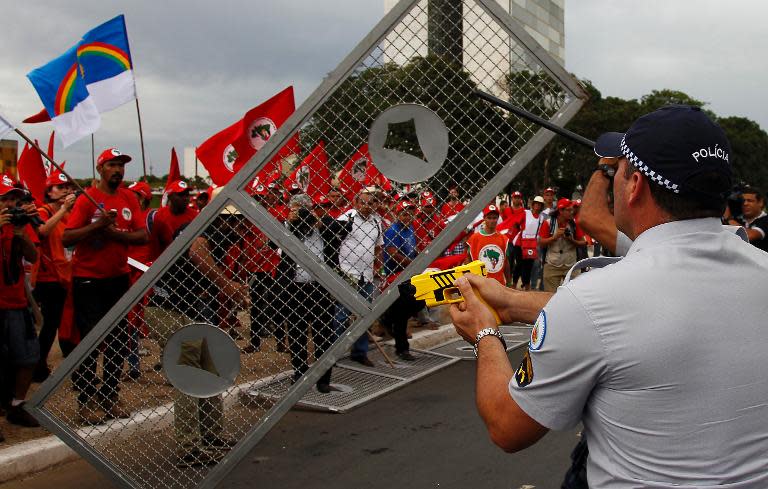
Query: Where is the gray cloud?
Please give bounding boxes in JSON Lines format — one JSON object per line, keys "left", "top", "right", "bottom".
{"left": 2, "top": 1, "right": 767, "bottom": 180}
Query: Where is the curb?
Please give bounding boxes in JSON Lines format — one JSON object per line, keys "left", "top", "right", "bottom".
{"left": 0, "top": 324, "right": 460, "bottom": 483}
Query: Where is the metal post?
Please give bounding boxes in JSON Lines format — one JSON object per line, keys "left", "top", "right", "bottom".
{"left": 91, "top": 134, "right": 96, "bottom": 179}
{"left": 135, "top": 98, "right": 148, "bottom": 178}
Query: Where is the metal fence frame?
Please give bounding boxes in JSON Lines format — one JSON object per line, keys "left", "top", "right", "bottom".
{"left": 28, "top": 0, "right": 588, "bottom": 487}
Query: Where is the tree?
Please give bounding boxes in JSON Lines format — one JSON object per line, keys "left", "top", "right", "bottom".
{"left": 717, "top": 116, "right": 768, "bottom": 190}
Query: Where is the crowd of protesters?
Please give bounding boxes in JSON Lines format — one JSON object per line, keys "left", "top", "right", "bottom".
{"left": 3, "top": 144, "right": 768, "bottom": 457}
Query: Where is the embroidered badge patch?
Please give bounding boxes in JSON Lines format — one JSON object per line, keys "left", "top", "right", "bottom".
{"left": 515, "top": 350, "right": 533, "bottom": 388}
{"left": 529, "top": 310, "right": 547, "bottom": 351}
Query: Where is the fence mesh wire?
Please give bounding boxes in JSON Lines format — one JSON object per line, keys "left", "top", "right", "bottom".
{"left": 33, "top": 1, "right": 582, "bottom": 488}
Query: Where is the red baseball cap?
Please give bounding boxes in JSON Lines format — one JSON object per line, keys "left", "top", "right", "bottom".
{"left": 128, "top": 181, "right": 152, "bottom": 201}
{"left": 396, "top": 201, "right": 415, "bottom": 214}
{"left": 483, "top": 204, "right": 500, "bottom": 217}
{"left": 45, "top": 171, "right": 71, "bottom": 188}
{"left": 420, "top": 194, "right": 436, "bottom": 207}
{"left": 556, "top": 198, "right": 573, "bottom": 210}
{"left": 0, "top": 175, "right": 25, "bottom": 197}
{"left": 97, "top": 147, "right": 132, "bottom": 167}
{"left": 314, "top": 195, "right": 333, "bottom": 207}
{"left": 573, "top": 199, "right": 582, "bottom": 207}
{"left": 166, "top": 180, "right": 190, "bottom": 195}
{"left": 511, "top": 191, "right": 523, "bottom": 198}
{"left": 250, "top": 183, "right": 268, "bottom": 196}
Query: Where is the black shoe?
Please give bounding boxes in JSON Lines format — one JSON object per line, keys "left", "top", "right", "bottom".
{"left": 316, "top": 383, "right": 331, "bottom": 394}
{"left": 397, "top": 351, "right": 416, "bottom": 362}
{"left": 203, "top": 436, "right": 237, "bottom": 450}
{"left": 32, "top": 364, "right": 51, "bottom": 383}
{"left": 124, "top": 370, "right": 141, "bottom": 381}
{"left": 241, "top": 344, "right": 260, "bottom": 354}
{"left": 6, "top": 403, "right": 40, "bottom": 428}
{"left": 176, "top": 448, "right": 223, "bottom": 468}
{"left": 351, "top": 356, "right": 375, "bottom": 367}
{"left": 153, "top": 362, "right": 163, "bottom": 372}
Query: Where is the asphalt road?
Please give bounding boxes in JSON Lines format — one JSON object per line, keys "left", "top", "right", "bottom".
{"left": 6, "top": 349, "right": 580, "bottom": 489}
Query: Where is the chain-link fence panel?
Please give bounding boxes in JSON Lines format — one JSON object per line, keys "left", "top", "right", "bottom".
{"left": 29, "top": 1, "right": 587, "bottom": 488}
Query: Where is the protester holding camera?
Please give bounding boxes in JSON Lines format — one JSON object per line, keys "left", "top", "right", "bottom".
{"left": 0, "top": 176, "right": 41, "bottom": 430}
{"left": 32, "top": 170, "right": 76, "bottom": 383}
{"left": 63, "top": 148, "right": 148, "bottom": 425}
{"left": 450, "top": 105, "right": 768, "bottom": 488}
{"left": 538, "top": 198, "right": 586, "bottom": 292}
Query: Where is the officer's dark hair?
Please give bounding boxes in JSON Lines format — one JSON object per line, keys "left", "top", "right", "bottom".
{"left": 741, "top": 186, "right": 764, "bottom": 202}
{"left": 624, "top": 164, "right": 727, "bottom": 219}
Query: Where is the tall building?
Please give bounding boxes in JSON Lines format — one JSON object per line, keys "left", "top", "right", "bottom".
{"left": 0, "top": 139, "right": 18, "bottom": 178}
{"left": 383, "top": 0, "right": 565, "bottom": 94}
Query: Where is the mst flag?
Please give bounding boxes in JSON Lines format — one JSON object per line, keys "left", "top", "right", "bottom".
{"left": 17, "top": 142, "right": 48, "bottom": 204}
{"left": 232, "top": 86, "right": 298, "bottom": 171}
{"left": 77, "top": 15, "right": 136, "bottom": 112}
{"left": 197, "top": 87, "right": 298, "bottom": 186}
{"left": 338, "top": 143, "right": 392, "bottom": 199}
{"left": 27, "top": 43, "right": 101, "bottom": 147}
{"left": 284, "top": 142, "right": 331, "bottom": 199}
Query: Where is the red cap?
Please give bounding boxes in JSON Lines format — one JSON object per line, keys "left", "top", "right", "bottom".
{"left": 420, "top": 195, "right": 436, "bottom": 207}
{"left": 128, "top": 181, "right": 152, "bottom": 201}
{"left": 0, "top": 175, "right": 25, "bottom": 197}
{"left": 543, "top": 187, "right": 556, "bottom": 195}
{"left": 251, "top": 183, "right": 268, "bottom": 196}
{"left": 511, "top": 191, "right": 523, "bottom": 198}
{"left": 556, "top": 198, "right": 573, "bottom": 210}
{"left": 166, "top": 180, "right": 190, "bottom": 195}
{"left": 573, "top": 199, "right": 582, "bottom": 207}
{"left": 97, "top": 147, "right": 132, "bottom": 167}
{"left": 45, "top": 171, "right": 70, "bottom": 188}
{"left": 483, "top": 204, "right": 500, "bottom": 217}
{"left": 314, "top": 195, "right": 332, "bottom": 207}
{"left": 396, "top": 201, "right": 415, "bottom": 214}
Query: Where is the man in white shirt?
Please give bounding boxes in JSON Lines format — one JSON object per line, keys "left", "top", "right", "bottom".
{"left": 333, "top": 190, "right": 383, "bottom": 366}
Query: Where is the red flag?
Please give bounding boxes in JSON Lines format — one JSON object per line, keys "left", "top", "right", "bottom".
{"left": 232, "top": 86, "right": 297, "bottom": 170}
{"left": 196, "top": 87, "right": 298, "bottom": 186}
{"left": 18, "top": 141, "right": 47, "bottom": 204}
{"left": 283, "top": 142, "right": 331, "bottom": 199}
{"left": 46, "top": 131, "right": 55, "bottom": 159}
{"left": 338, "top": 143, "right": 392, "bottom": 199}
{"left": 166, "top": 147, "right": 181, "bottom": 190}
{"left": 23, "top": 108, "right": 51, "bottom": 124}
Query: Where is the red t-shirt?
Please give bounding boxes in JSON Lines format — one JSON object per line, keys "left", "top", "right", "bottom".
{"left": 466, "top": 229, "right": 510, "bottom": 285}
{"left": 414, "top": 212, "right": 445, "bottom": 251}
{"left": 36, "top": 205, "right": 70, "bottom": 284}
{"left": 268, "top": 204, "right": 289, "bottom": 222}
{"left": 0, "top": 224, "right": 38, "bottom": 309}
{"left": 440, "top": 201, "right": 465, "bottom": 217}
{"left": 498, "top": 207, "right": 526, "bottom": 240}
{"left": 236, "top": 224, "right": 280, "bottom": 274}
{"left": 151, "top": 206, "right": 198, "bottom": 256}
{"left": 66, "top": 187, "right": 144, "bottom": 279}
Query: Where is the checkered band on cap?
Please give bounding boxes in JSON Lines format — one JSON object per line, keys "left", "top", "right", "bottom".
{"left": 620, "top": 136, "right": 680, "bottom": 193}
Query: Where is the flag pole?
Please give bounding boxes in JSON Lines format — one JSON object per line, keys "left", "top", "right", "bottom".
{"left": 91, "top": 134, "right": 96, "bottom": 179}
{"left": 135, "top": 98, "right": 148, "bottom": 178}
{"left": 14, "top": 128, "right": 101, "bottom": 209}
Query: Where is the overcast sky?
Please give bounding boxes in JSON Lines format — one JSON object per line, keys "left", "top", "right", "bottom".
{"left": 2, "top": 0, "right": 766, "bottom": 180}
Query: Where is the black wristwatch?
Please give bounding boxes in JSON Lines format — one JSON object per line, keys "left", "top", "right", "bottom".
{"left": 596, "top": 164, "right": 616, "bottom": 179}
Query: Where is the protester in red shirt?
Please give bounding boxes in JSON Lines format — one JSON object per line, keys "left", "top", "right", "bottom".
{"left": 538, "top": 198, "right": 586, "bottom": 292}
{"left": 32, "top": 171, "right": 76, "bottom": 383}
{"left": 0, "top": 178, "right": 41, "bottom": 429}
{"left": 151, "top": 180, "right": 198, "bottom": 255}
{"left": 466, "top": 204, "right": 511, "bottom": 286}
{"left": 414, "top": 191, "right": 445, "bottom": 251}
{"left": 63, "top": 148, "right": 148, "bottom": 425}
{"left": 440, "top": 185, "right": 465, "bottom": 217}
{"left": 498, "top": 197, "right": 514, "bottom": 223}
{"left": 326, "top": 187, "right": 347, "bottom": 219}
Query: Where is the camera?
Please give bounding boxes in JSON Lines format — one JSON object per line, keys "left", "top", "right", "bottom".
{"left": 726, "top": 183, "right": 746, "bottom": 224}
{"left": 7, "top": 207, "right": 42, "bottom": 227}
{"left": 564, "top": 227, "right": 573, "bottom": 238}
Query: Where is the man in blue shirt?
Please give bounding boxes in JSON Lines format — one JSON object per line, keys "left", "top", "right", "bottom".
{"left": 380, "top": 201, "right": 420, "bottom": 360}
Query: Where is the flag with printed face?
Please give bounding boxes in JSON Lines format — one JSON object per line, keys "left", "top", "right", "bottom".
{"left": 27, "top": 44, "right": 101, "bottom": 147}
{"left": 0, "top": 111, "right": 14, "bottom": 138}
{"left": 283, "top": 142, "right": 331, "bottom": 199}
{"left": 337, "top": 143, "right": 392, "bottom": 199}
{"left": 77, "top": 15, "right": 136, "bottom": 113}
{"left": 17, "top": 142, "right": 48, "bottom": 205}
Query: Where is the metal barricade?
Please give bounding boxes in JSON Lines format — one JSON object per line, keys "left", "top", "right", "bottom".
{"left": 28, "top": 1, "right": 587, "bottom": 487}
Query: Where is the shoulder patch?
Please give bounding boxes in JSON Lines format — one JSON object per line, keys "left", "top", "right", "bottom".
{"left": 514, "top": 350, "right": 533, "bottom": 388}
{"left": 529, "top": 310, "right": 547, "bottom": 351}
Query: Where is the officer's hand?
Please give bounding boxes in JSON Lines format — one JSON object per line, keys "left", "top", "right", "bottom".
{"left": 449, "top": 276, "right": 502, "bottom": 343}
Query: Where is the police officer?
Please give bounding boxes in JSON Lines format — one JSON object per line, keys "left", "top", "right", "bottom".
{"left": 450, "top": 105, "right": 768, "bottom": 488}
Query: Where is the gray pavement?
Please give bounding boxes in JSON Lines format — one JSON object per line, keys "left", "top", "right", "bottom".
{"left": 5, "top": 349, "right": 579, "bottom": 489}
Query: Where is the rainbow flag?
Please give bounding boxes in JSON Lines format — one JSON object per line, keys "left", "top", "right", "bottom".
{"left": 27, "top": 44, "right": 101, "bottom": 147}
{"left": 77, "top": 15, "right": 136, "bottom": 113}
